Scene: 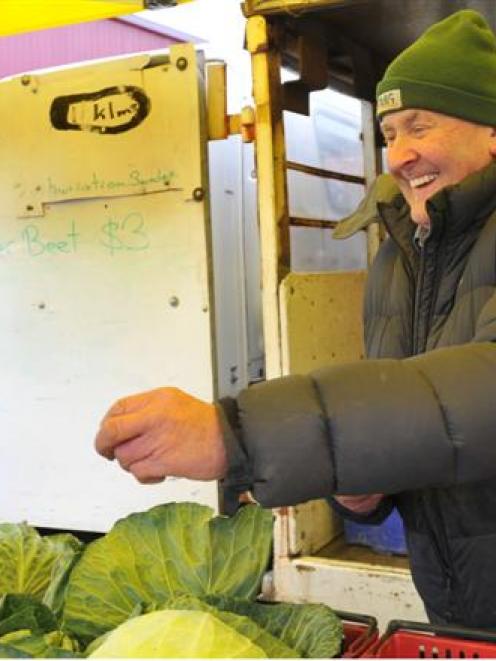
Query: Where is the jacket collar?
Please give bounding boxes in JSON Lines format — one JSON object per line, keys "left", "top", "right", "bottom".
{"left": 333, "top": 160, "right": 496, "bottom": 246}
{"left": 332, "top": 174, "right": 401, "bottom": 240}
{"left": 426, "top": 159, "right": 496, "bottom": 240}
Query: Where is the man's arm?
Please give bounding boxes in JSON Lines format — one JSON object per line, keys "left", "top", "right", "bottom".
{"left": 227, "top": 341, "right": 496, "bottom": 505}
{"left": 95, "top": 342, "right": 496, "bottom": 507}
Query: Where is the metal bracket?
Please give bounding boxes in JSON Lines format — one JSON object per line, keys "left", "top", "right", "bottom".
{"left": 206, "top": 61, "right": 256, "bottom": 142}
{"left": 282, "top": 32, "right": 329, "bottom": 115}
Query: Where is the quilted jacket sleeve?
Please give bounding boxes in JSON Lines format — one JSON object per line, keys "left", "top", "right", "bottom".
{"left": 221, "top": 337, "right": 496, "bottom": 508}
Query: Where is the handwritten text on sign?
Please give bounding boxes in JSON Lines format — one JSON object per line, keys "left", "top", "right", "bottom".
{"left": 0, "top": 213, "right": 150, "bottom": 258}
{"left": 43, "top": 169, "right": 176, "bottom": 198}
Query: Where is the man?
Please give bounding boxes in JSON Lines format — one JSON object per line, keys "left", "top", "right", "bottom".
{"left": 95, "top": 10, "right": 496, "bottom": 628}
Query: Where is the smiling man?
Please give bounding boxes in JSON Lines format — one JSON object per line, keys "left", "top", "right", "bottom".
{"left": 381, "top": 109, "right": 496, "bottom": 227}
{"left": 328, "top": 10, "right": 496, "bottom": 623}
{"left": 96, "top": 10, "right": 496, "bottom": 628}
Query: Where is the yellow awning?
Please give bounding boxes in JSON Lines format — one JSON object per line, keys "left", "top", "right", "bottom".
{"left": 2, "top": 0, "right": 193, "bottom": 37}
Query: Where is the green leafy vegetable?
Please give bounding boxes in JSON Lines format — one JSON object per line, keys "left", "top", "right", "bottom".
{"left": 207, "top": 596, "right": 343, "bottom": 658}
{"left": 0, "top": 593, "right": 80, "bottom": 657}
{"left": 88, "top": 610, "right": 267, "bottom": 658}
{"left": 157, "top": 596, "right": 298, "bottom": 658}
{"left": 0, "top": 595, "right": 57, "bottom": 637}
{"left": 0, "top": 505, "right": 342, "bottom": 659}
{"left": 0, "top": 524, "right": 82, "bottom": 617}
{"left": 0, "top": 630, "right": 79, "bottom": 658}
{"left": 63, "top": 504, "right": 273, "bottom": 644}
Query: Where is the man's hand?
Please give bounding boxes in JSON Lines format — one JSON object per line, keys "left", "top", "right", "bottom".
{"left": 334, "top": 494, "right": 384, "bottom": 514}
{"left": 95, "top": 387, "right": 227, "bottom": 484}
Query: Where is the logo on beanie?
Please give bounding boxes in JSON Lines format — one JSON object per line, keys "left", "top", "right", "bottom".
{"left": 377, "top": 89, "right": 402, "bottom": 114}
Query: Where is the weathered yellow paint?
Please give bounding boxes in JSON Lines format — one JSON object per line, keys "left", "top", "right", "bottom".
{"left": 239, "top": 105, "right": 256, "bottom": 142}
{"left": 247, "top": 14, "right": 290, "bottom": 379}
{"left": 207, "top": 62, "right": 228, "bottom": 140}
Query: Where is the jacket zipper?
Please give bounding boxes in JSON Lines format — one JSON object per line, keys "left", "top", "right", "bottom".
{"left": 412, "top": 246, "right": 426, "bottom": 354}
{"left": 414, "top": 242, "right": 458, "bottom": 619}
{"left": 380, "top": 229, "right": 453, "bottom": 586}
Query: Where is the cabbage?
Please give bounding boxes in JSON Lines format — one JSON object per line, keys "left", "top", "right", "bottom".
{"left": 207, "top": 596, "right": 343, "bottom": 658}
{"left": 0, "top": 505, "right": 343, "bottom": 659}
{"left": 0, "top": 595, "right": 57, "bottom": 638}
{"left": 0, "top": 596, "right": 80, "bottom": 658}
{"left": 0, "top": 525, "right": 82, "bottom": 616}
{"left": 63, "top": 504, "right": 273, "bottom": 644}
{"left": 88, "top": 610, "right": 267, "bottom": 658}
{"left": 154, "top": 596, "right": 298, "bottom": 657}
{"left": 0, "top": 629, "right": 79, "bottom": 658}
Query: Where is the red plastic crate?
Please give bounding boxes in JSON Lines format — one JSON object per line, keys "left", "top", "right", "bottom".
{"left": 335, "top": 610, "right": 378, "bottom": 658}
{"left": 369, "top": 620, "right": 496, "bottom": 658}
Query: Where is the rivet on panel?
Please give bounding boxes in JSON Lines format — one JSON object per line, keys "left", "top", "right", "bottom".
{"left": 176, "top": 57, "right": 188, "bottom": 71}
{"left": 169, "top": 296, "right": 180, "bottom": 307}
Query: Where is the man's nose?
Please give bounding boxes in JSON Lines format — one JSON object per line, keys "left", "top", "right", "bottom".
{"left": 387, "top": 136, "right": 419, "bottom": 172}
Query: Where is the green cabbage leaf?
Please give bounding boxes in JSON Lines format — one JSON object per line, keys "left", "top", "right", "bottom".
{"left": 154, "top": 596, "right": 298, "bottom": 657}
{"left": 0, "top": 524, "right": 82, "bottom": 617}
{"left": 0, "top": 595, "right": 57, "bottom": 638}
{"left": 207, "top": 596, "right": 343, "bottom": 658}
{"left": 0, "top": 595, "right": 80, "bottom": 658}
{"left": 0, "top": 630, "right": 79, "bottom": 658}
{"left": 88, "top": 610, "right": 267, "bottom": 658}
{"left": 63, "top": 504, "right": 273, "bottom": 644}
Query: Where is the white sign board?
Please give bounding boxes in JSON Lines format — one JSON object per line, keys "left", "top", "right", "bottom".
{"left": 0, "top": 45, "right": 218, "bottom": 531}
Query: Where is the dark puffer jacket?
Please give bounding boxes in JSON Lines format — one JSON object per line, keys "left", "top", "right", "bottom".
{"left": 221, "top": 160, "right": 496, "bottom": 628}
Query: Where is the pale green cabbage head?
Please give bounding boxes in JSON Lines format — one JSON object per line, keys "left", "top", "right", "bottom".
{"left": 89, "top": 610, "right": 267, "bottom": 658}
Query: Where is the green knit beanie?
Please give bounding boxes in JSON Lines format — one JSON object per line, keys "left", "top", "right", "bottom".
{"left": 376, "top": 10, "right": 496, "bottom": 125}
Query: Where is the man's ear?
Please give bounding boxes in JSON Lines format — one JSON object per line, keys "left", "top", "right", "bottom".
{"left": 489, "top": 127, "right": 496, "bottom": 157}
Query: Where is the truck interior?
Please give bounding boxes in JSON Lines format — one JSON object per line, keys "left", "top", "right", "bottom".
{"left": 237, "top": 0, "right": 495, "bottom": 626}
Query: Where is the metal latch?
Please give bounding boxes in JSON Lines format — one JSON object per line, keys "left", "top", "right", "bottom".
{"left": 206, "top": 61, "right": 256, "bottom": 143}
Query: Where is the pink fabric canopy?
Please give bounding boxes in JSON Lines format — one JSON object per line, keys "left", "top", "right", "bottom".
{"left": 0, "top": 18, "right": 181, "bottom": 80}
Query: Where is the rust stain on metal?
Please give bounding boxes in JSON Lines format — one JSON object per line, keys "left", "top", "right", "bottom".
{"left": 251, "top": 42, "right": 270, "bottom": 54}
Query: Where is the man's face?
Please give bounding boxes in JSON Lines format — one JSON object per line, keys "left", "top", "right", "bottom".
{"left": 380, "top": 109, "right": 496, "bottom": 226}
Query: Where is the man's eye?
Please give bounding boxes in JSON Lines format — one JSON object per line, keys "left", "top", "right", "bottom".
{"left": 412, "top": 125, "right": 428, "bottom": 135}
